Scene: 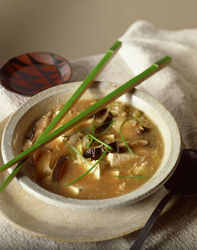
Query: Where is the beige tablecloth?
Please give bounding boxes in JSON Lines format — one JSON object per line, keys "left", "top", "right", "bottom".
{"left": 0, "top": 21, "right": 197, "bottom": 249}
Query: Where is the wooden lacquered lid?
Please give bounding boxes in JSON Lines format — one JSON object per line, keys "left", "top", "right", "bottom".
{"left": 0, "top": 52, "right": 72, "bottom": 96}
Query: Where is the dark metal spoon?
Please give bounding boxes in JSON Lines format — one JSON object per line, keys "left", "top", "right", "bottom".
{"left": 130, "top": 149, "right": 197, "bottom": 250}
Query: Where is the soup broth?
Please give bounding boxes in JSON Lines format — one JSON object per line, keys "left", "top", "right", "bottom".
{"left": 22, "top": 100, "right": 164, "bottom": 199}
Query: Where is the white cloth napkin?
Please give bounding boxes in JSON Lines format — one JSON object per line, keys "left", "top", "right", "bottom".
{"left": 0, "top": 20, "right": 197, "bottom": 249}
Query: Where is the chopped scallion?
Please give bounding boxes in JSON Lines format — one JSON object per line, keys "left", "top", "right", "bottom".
{"left": 88, "top": 134, "right": 113, "bottom": 151}
{"left": 95, "top": 119, "right": 116, "bottom": 136}
{"left": 133, "top": 117, "right": 144, "bottom": 123}
{"left": 85, "top": 116, "right": 95, "bottom": 149}
{"left": 118, "top": 119, "right": 135, "bottom": 155}
{"left": 0, "top": 159, "right": 26, "bottom": 192}
{"left": 65, "top": 150, "right": 108, "bottom": 186}
{"left": 67, "top": 143, "right": 90, "bottom": 165}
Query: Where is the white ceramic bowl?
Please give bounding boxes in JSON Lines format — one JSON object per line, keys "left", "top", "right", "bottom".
{"left": 1, "top": 81, "right": 181, "bottom": 210}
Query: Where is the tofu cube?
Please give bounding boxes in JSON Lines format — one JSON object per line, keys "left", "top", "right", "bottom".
{"left": 68, "top": 186, "right": 80, "bottom": 195}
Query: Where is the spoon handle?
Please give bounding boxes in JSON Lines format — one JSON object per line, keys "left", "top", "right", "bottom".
{"left": 130, "top": 192, "right": 173, "bottom": 250}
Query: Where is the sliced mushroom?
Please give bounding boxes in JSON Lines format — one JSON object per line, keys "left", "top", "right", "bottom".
{"left": 33, "top": 111, "right": 53, "bottom": 142}
{"left": 67, "top": 132, "right": 82, "bottom": 145}
{"left": 108, "top": 102, "right": 127, "bottom": 117}
{"left": 92, "top": 108, "right": 111, "bottom": 122}
{"left": 83, "top": 141, "right": 127, "bottom": 160}
{"left": 130, "top": 139, "right": 149, "bottom": 147}
{"left": 83, "top": 138, "right": 148, "bottom": 161}
{"left": 95, "top": 112, "right": 113, "bottom": 134}
{"left": 83, "top": 145, "right": 105, "bottom": 160}
{"left": 136, "top": 126, "right": 149, "bottom": 135}
{"left": 107, "top": 152, "right": 137, "bottom": 168}
{"left": 32, "top": 149, "right": 47, "bottom": 164}
{"left": 108, "top": 141, "right": 127, "bottom": 153}
{"left": 22, "top": 139, "right": 33, "bottom": 151}
{"left": 104, "top": 111, "right": 113, "bottom": 123}
{"left": 25, "top": 126, "right": 35, "bottom": 140}
{"left": 32, "top": 149, "right": 53, "bottom": 178}
{"left": 94, "top": 108, "right": 107, "bottom": 119}
{"left": 52, "top": 155, "right": 68, "bottom": 183}
{"left": 116, "top": 139, "right": 148, "bottom": 148}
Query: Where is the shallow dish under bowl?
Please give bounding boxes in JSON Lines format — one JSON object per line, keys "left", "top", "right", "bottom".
{"left": 1, "top": 81, "right": 181, "bottom": 210}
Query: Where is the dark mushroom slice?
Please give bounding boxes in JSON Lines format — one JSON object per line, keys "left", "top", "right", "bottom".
{"left": 136, "top": 126, "right": 149, "bottom": 135}
{"left": 25, "top": 125, "right": 35, "bottom": 140}
{"left": 94, "top": 108, "right": 112, "bottom": 123}
{"left": 108, "top": 141, "right": 127, "bottom": 153}
{"left": 52, "top": 155, "right": 68, "bottom": 183}
{"left": 83, "top": 141, "right": 127, "bottom": 160}
{"left": 95, "top": 112, "right": 113, "bottom": 134}
{"left": 112, "top": 139, "right": 148, "bottom": 153}
{"left": 32, "top": 149, "right": 46, "bottom": 163}
{"left": 94, "top": 108, "right": 108, "bottom": 118}
{"left": 32, "top": 148, "right": 53, "bottom": 164}
{"left": 104, "top": 111, "right": 113, "bottom": 123}
{"left": 83, "top": 138, "right": 149, "bottom": 161}
{"left": 89, "top": 108, "right": 108, "bottom": 121}
{"left": 83, "top": 145, "right": 105, "bottom": 160}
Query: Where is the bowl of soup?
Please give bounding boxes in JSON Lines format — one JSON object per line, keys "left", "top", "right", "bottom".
{"left": 1, "top": 81, "right": 181, "bottom": 210}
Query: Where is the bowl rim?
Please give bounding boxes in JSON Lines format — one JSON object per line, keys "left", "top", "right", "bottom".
{"left": 1, "top": 81, "right": 182, "bottom": 210}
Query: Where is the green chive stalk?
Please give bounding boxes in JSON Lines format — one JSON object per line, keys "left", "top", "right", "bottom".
{"left": 0, "top": 40, "right": 122, "bottom": 192}
{"left": 118, "top": 119, "right": 135, "bottom": 155}
{"left": 65, "top": 150, "right": 108, "bottom": 186}
{"left": 0, "top": 56, "right": 171, "bottom": 178}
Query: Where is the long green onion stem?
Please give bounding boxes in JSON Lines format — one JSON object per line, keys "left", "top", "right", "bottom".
{"left": 67, "top": 144, "right": 90, "bottom": 165}
{"left": 95, "top": 119, "right": 116, "bottom": 136}
{"left": 0, "top": 56, "right": 171, "bottom": 177}
{"left": 88, "top": 134, "right": 113, "bottom": 151}
{"left": 85, "top": 116, "right": 95, "bottom": 149}
{"left": 0, "top": 159, "right": 26, "bottom": 192}
{"left": 65, "top": 150, "right": 108, "bottom": 186}
{"left": 0, "top": 41, "right": 122, "bottom": 192}
{"left": 133, "top": 117, "right": 144, "bottom": 123}
{"left": 118, "top": 119, "right": 135, "bottom": 156}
